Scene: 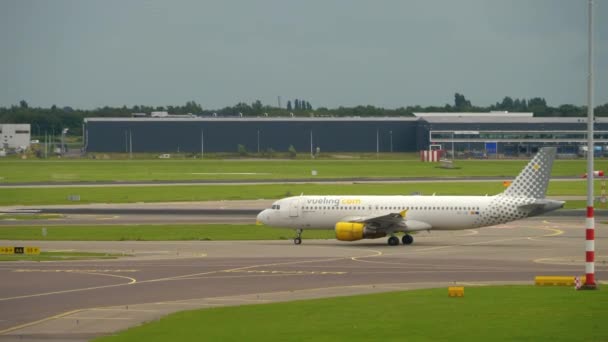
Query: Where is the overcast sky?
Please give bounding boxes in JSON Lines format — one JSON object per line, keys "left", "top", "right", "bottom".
{"left": 1, "top": 0, "right": 606, "bottom": 109}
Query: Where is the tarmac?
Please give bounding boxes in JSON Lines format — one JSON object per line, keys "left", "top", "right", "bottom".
{"left": 0, "top": 216, "right": 606, "bottom": 341}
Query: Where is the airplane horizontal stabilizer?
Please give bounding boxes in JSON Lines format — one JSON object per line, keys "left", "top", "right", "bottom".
{"left": 517, "top": 199, "right": 565, "bottom": 217}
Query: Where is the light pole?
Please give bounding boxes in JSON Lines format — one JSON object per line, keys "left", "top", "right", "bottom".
{"left": 452, "top": 132, "right": 455, "bottom": 160}
{"left": 61, "top": 128, "right": 68, "bottom": 155}
{"left": 376, "top": 128, "right": 379, "bottom": 158}
{"left": 583, "top": 0, "right": 597, "bottom": 290}
{"left": 310, "top": 130, "right": 313, "bottom": 158}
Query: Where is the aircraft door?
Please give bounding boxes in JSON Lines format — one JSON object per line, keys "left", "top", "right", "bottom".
{"left": 372, "top": 204, "right": 381, "bottom": 215}
{"left": 289, "top": 198, "right": 300, "bottom": 217}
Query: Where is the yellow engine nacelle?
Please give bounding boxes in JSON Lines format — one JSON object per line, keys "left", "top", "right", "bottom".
{"left": 335, "top": 222, "right": 386, "bottom": 241}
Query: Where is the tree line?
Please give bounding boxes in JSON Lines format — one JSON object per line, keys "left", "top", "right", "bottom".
{"left": 1, "top": 94, "right": 608, "bottom": 136}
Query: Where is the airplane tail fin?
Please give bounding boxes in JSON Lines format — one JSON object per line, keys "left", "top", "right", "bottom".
{"left": 502, "top": 147, "right": 557, "bottom": 199}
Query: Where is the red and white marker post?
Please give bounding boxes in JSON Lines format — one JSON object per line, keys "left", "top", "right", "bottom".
{"left": 581, "top": 0, "right": 598, "bottom": 290}
{"left": 584, "top": 204, "right": 597, "bottom": 289}
{"left": 582, "top": 170, "right": 603, "bottom": 288}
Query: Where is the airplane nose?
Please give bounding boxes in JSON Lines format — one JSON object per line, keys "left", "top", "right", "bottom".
{"left": 256, "top": 210, "right": 268, "bottom": 225}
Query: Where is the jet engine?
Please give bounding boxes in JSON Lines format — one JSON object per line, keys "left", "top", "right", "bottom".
{"left": 335, "top": 222, "right": 386, "bottom": 241}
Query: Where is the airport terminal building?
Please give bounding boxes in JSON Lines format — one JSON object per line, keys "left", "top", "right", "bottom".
{"left": 83, "top": 113, "right": 608, "bottom": 156}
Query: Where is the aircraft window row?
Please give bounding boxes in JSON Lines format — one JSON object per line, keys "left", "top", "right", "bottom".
{"left": 271, "top": 205, "right": 281, "bottom": 210}
{"left": 303, "top": 206, "right": 368, "bottom": 210}
{"left": 410, "top": 206, "right": 480, "bottom": 211}
{"left": 374, "top": 206, "right": 480, "bottom": 211}
{"left": 301, "top": 206, "right": 480, "bottom": 211}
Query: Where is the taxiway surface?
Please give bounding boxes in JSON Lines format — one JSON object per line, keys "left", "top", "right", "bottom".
{"left": 0, "top": 216, "right": 605, "bottom": 341}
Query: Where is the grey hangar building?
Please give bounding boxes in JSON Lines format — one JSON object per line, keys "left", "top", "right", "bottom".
{"left": 83, "top": 113, "right": 608, "bottom": 157}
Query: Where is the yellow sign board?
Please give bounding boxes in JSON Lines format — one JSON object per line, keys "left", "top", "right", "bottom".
{"left": 0, "top": 246, "right": 40, "bottom": 255}
{"left": 448, "top": 286, "right": 464, "bottom": 297}
{"left": 0, "top": 247, "right": 14, "bottom": 254}
{"left": 24, "top": 247, "right": 40, "bottom": 255}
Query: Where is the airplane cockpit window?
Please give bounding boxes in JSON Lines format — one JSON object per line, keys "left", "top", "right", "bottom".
{"left": 271, "top": 205, "right": 281, "bottom": 210}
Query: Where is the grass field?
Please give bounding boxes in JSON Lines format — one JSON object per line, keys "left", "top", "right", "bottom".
{"left": 0, "top": 251, "right": 126, "bottom": 261}
{"left": 0, "top": 159, "right": 598, "bottom": 183}
{"left": 1, "top": 180, "right": 601, "bottom": 207}
{"left": 0, "top": 224, "right": 335, "bottom": 241}
{"left": 94, "top": 285, "right": 607, "bottom": 342}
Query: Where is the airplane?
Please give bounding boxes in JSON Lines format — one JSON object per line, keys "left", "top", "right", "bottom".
{"left": 256, "top": 147, "right": 565, "bottom": 246}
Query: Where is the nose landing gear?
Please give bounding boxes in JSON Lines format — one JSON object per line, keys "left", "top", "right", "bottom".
{"left": 294, "top": 229, "right": 303, "bottom": 245}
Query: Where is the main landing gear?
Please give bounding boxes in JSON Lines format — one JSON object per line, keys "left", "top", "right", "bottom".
{"left": 294, "top": 229, "right": 303, "bottom": 245}
{"left": 387, "top": 234, "right": 414, "bottom": 246}
{"left": 402, "top": 234, "right": 414, "bottom": 245}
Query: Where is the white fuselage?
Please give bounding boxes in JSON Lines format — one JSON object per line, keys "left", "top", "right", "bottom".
{"left": 257, "top": 195, "right": 500, "bottom": 231}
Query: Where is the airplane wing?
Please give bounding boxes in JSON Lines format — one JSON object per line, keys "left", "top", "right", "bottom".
{"left": 341, "top": 210, "right": 432, "bottom": 232}
{"left": 340, "top": 210, "right": 406, "bottom": 227}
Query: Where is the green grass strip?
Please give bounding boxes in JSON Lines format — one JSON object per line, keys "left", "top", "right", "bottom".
{"left": 1, "top": 181, "right": 600, "bottom": 206}
{"left": 0, "top": 251, "right": 125, "bottom": 261}
{"left": 94, "top": 285, "right": 607, "bottom": 342}
{"left": 0, "top": 159, "right": 593, "bottom": 183}
{"left": 0, "top": 224, "right": 334, "bottom": 241}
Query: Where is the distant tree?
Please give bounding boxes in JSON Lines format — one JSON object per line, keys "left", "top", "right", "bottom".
{"left": 558, "top": 104, "right": 582, "bottom": 117}
{"left": 528, "top": 97, "right": 548, "bottom": 116}
{"left": 499, "top": 96, "right": 514, "bottom": 111}
{"left": 454, "top": 93, "right": 471, "bottom": 110}
{"left": 232, "top": 102, "right": 255, "bottom": 116}
{"left": 286, "top": 101, "right": 292, "bottom": 111}
{"left": 513, "top": 98, "right": 521, "bottom": 111}
{"left": 19, "top": 100, "right": 28, "bottom": 109}
{"left": 184, "top": 100, "right": 202, "bottom": 114}
{"left": 252, "top": 100, "right": 263, "bottom": 114}
{"left": 306, "top": 101, "right": 313, "bottom": 110}
{"left": 519, "top": 99, "right": 528, "bottom": 111}
{"left": 596, "top": 103, "right": 608, "bottom": 116}
{"left": 294, "top": 99, "right": 300, "bottom": 110}
{"left": 528, "top": 98, "right": 546, "bottom": 107}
